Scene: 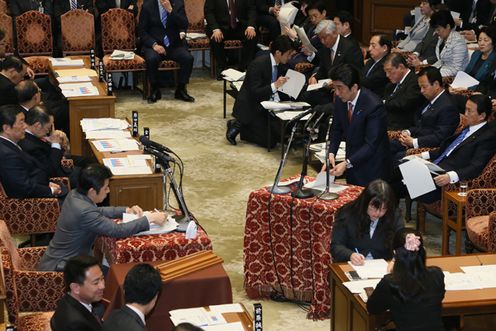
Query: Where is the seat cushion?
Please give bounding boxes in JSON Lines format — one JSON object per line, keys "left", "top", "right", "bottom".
{"left": 187, "top": 37, "right": 210, "bottom": 50}
{"left": 466, "top": 215, "right": 489, "bottom": 251}
{"left": 103, "top": 54, "right": 145, "bottom": 71}
{"left": 159, "top": 60, "right": 180, "bottom": 70}
{"left": 224, "top": 39, "right": 243, "bottom": 48}
{"left": 17, "top": 312, "right": 54, "bottom": 331}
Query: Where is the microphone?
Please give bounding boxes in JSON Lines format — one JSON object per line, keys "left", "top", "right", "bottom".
{"left": 313, "top": 103, "right": 334, "bottom": 114}
{"left": 308, "top": 112, "right": 326, "bottom": 132}
{"left": 287, "top": 108, "right": 315, "bottom": 124}
{"left": 139, "top": 135, "right": 173, "bottom": 153}
{"left": 143, "top": 145, "right": 174, "bottom": 162}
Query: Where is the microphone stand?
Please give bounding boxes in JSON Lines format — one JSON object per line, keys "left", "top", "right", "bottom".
{"left": 317, "top": 117, "right": 339, "bottom": 200}
{"left": 269, "top": 121, "right": 299, "bottom": 195}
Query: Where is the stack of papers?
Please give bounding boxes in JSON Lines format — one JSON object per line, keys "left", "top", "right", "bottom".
{"left": 55, "top": 68, "right": 98, "bottom": 77}
{"left": 102, "top": 154, "right": 153, "bottom": 175}
{"left": 343, "top": 278, "right": 381, "bottom": 294}
{"left": 85, "top": 130, "right": 131, "bottom": 140}
{"left": 123, "top": 213, "right": 179, "bottom": 235}
{"left": 50, "top": 57, "right": 84, "bottom": 67}
{"left": 56, "top": 75, "right": 92, "bottom": 83}
{"left": 313, "top": 141, "right": 346, "bottom": 162}
{"left": 303, "top": 171, "right": 347, "bottom": 193}
{"left": 92, "top": 138, "right": 140, "bottom": 152}
{"left": 349, "top": 259, "right": 389, "bottom": 279}
{"left": 278, "top": 69, "right": 306, "bottom": 99}
{"left": 307, "top": 79, "right": 332, "bottom": 91}
{"left": 81, "top": 118, "right": 129, "bottom": 132}
{"left": 110, "top": 50, "right": 135, "bottom": 60}
{"left": 185, "top": 32, "right": 207, "bottom": 40}
{"left": 294, "top": 25, "right": 317, "bottom": 53}
{"left": 261, "top": 101, "right": 310, "bottom": 111}
{"left": 450, "top": 71, "right": 479, "bottom": 89}
{"left": 170, "top": 304, "right": 245, "bottom": 330}
{"left": 59, "top": 82, "right": 99, "bottom": 97}
{"left": 221, "top": 68, "right": 245, "bottom": 81}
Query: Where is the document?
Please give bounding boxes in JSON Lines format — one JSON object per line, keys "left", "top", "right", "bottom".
{"left": 185, "top": 32, "right": 207, "bottom": 40}
{"left": 278, "top": 69, "right": 306, "bottom": 99}
{"left": 56, "top": 75, "right": 92, "bottom": 83}
{"left": 343, "top": 278, "right": 381, "bottom": 294}
{"left": 261, "top": 100, "right": 310, "bottom": 110}
{"left": 59, "top": 82, "right": 99, "bottom": 98}
{"left": 450, "top": 71, "right": 479, "bottom": 89}
{"left": 50, "top": 57, "right": 84, "bottom": 67}
{"left": 81, "top": 118, "right": 129, "bottom": 132}
{"left": 170, "top": 307, "right": 226, "bottom": 327}
{"left": 55, "top": 68, "right": 98, "bottom": 77}
{"left": 398, "top": 158, "right": 437, "bottom": 199}
{"left": 85, "top": 130, "right": 131, "bottom": 140}
{"left": 294, "top": 25, "right": 317, "bottom": 53}
{"left": 314, "top": 141, "right": 346, "bottom": 163}
{"left": 203, "top": 323, "right": 244, "bottom": 331}
{"left": 303, "top": 171, "right": 348, "bottom": 194}
{"left": 444, "top": 272, "right": 482, "bottom": 291}
{"left": 208, "top": 304, "right": 244, "bottom": 314}
{"left": 307, "top": 79, "right": 332, "bottom": 91}
{"left": 451, "top": 11, "right": 460, "bottom": 20}
{"left": 349, "top": 259, "right": 389, "bottom": 279}
{"left": 278, "top": 3, "right": 299, "bottom": 32}
{"left": 231, "top": 81, "right": 243, "bottom": 91}
{"left": 401, "top": 155, "right": 446, "bottom": 175}
{"left": 102, "top": 155, "right": 153, "bottom": 175}
{"left": 92, "top": 138, "right": 140, "bottom": 152}
{"left": 110, "top": 50, "right": 135, "bottom": 60}
{"left": 221, "top": 68, "right": 245, "bottom": 81}
{"left": 273, "top": 110, "right": 311, "bottom": 121}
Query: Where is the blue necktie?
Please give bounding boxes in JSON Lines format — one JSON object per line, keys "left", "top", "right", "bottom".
{"left": 272, "top": 65, "right": 277, "bottom": 83}
{"left": 433, "top": 128, "right": 469, "bottom": 165}
{"left": 365, "top": 61, "right": 377, "bottom": 77}
{"left": 159, "top": 4, "right": 170, "bottom": 47}
{"left": 421, "top": 102, "right": 432, "bottom": 115}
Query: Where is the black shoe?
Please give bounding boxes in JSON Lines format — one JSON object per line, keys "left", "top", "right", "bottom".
{"left": 147, "top": 93, "right": 157, "bottom": 104}
{"left": 226, "top": 119, "right": 239, "bottom": 145}
{"left": 175, "top": 88, "right": 195, "bottom": 102}
{"left": 147, "top": 89, "right": 159, "bottom": 103}
{"left": 155, "top": 89, "right": 162, "bottom": 100}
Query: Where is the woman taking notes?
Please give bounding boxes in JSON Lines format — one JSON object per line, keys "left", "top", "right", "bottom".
{"left": 330, "top": 179, "right": 402, "bottom": 265}
{"left": 367, "top": 228, "right": 445, "bottom": 331}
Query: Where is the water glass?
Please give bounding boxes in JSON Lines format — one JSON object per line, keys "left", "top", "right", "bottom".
{"left": 458, "top": 181, "right": 468, "bottom": 197}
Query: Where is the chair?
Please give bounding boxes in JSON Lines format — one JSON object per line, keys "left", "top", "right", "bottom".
{"left": 0, "top": 0, "right": 8, "bottom": 16}
{"left": 15, "top": 10, "right": 53, "bottom": 75}
{"left": 184, "top": 0, "right": 210, "bottom": 70}
{"left": 60, "top": 9, "right": 95, "bottom": 56}
{"left": 0, "top": 13, "right": 15, "bottom": 57}
{"left": 465, "top": 189, "right": 496, "bottom": 253}
{"left": 0, "top": 220, "right": 63, "bottom": 328}
{"left": 100, "top": 8, "right": 146, "bottom": 97}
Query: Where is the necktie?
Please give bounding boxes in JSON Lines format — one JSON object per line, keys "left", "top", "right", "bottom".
{"left": 159, "top": 4, "right": 170, "bottom": 47}
{"left": 433, "top": 128, "right": 469, "bottom": 164}
{"left": 365, "top": 61, "right": 377, "bottom": 77}
{"left": 272, "top": 65, "right": 277, "bottom": 83}
{"left": 70, "top": 0, "right": 78, "bottom": 10}
{"left": 392, "top": 83, "right": 400, "bottom": 94}
{"left": 469, "top": 1, "right": 477, "bottom": 23}
{"left": 330, "top": 48, "right": 335, "bottom": 64}
{"left": 421, "top": 102, "right": 432, "bottom": 115}
{"left": 116, "top": 0, "right": 121, "bottom": 8}
{"left": 229, "top": 0, "right": 237, "bottom": 29}
{"left": 347, "top": 102, "right": 353, "bottom": 122}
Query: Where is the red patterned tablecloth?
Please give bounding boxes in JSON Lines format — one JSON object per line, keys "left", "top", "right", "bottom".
{"left": 243, "top": 182, "right": 363, "bottom": 319}
{"left": 95, "top": 228, "right": 212, "bottom": 264}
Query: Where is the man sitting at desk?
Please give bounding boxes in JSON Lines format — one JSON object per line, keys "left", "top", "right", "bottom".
{"left": 38, "top": 163, "right": 167, "bottom": 271}
{"left": 0, "top": 56, "right": 28, "bottom": 106}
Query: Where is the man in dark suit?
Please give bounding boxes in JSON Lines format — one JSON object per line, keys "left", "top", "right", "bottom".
{"left": 50, "top": 255, "right": 104, "bottom": 331}
{"left": 15, "top": 80, "right": 42, "bottom": 115}
{"left": 325, "top": 64, "right": 391, "bottom": 187}
{"left": 361, "top": 34, "right": 391, "bottom": 99}
{"left": 390, "top": 66, "right": 459, "bottom": 161}
{"left": 256, "top": 0, "right": 281, "bottom": 42}
{"left": 139, "top": 0, "right": 194, "bottom": 103}
{"left": 8, "top": 0, "right": 52, "bottom": 16}
{"left": 457, "top": 0, "right": 491, "bottom": 37}
{"left": 383, "top": 53, "right": 425, "bottom": 130}
{"left": 103, "top": 264, "right": 162, "bottom": 331}
{"left": 225, "top": 35, "right": 295, "bottom": 147}
{"left": 96, "top": 0, "right": 138, "bottom": 16}
{"left": 0, "top": 104, "right": 63, "bottom": 198}
{"left": 0, "top": 56, "right": 28, "bottom": 106}
{"left": 332, "top": 10, "right": 361, "bottom": 51}
{"left": 204, "top": 0, "right": 258, "bottom": 75}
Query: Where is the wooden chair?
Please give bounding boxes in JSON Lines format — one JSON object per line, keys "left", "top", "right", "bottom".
{"left": 184, "top": 0, "right": 210, "bottom": 70}
{"left": 0, "top": 220, "right": 62, "bottom": 328}
{"left": 0, "top": 13, "right": 15, "bottom": 57}
{"left": 15, "top": 10, "right": 53, "bottom": 75}
{"left": 465, "top": 189, "right": 496, "bottom": 253}
{"left": 60, "top": 9, "right": 95, "bottom": 56}
{"left": 0, "top": 0, "right": 9, "bottom": 16}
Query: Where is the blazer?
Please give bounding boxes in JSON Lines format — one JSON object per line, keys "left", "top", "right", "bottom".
{"left": 328, "top": 88, "right": 391, "bottom": 186}
{"left": 38, "top": 189, "right": 150, "bottom": 271}
{"left": 464, "top": 49, "right": 496, "bottom": 84}
{"left": 361, "top": 56, "right": 389, "bottom": 99}
{"left": 414, "top": 26, "right": 438, "bottom": 64}
{"left": 103, "top": 306, "right": 146, "bottom": 331}
{"left": 8, "top": 0, "right": 53, "bottom": 16}
{"left": 367, "top": 267, "right": 445, "bottom": 331}
{"left": 397, "top": 16, "right": 430, "bottom": 52}
{"left": 138, "top": 0, "right": 188, "bottom": 49}
{"left": 383, "top": 70, "right": 426, "bottom": 130}
{"left": 53, "top": 0, "right": 94, "bottom": 18}
{"left": 430, "top": 121, "right": 496, "bottom": 181}
{"left": 97, "top": 0, "right": 138, "bottom": 16}
{"left": 18, "top": 131, "right": 67, "bottom": 178}
{"left": 432, "top": 30, "right": 469, "bottom": 77}
{"left": 0, "top": 137, "right": 53, "bottom": 198}
{"left": 408, "top": 91, "right": 459, "bottom": 148}
{"left": 458, "top": 0, "right": 492, "bottom": 33}
{"left": 314, "top": 35, "right": 364, "bottom": 81}
{"left": 256, "top": 0, "right": 276, "bottom": 14}
{"left": 51, "top": 294, "right": 103, "bottom": 331}
{"left": 204, "top": 0, "right": 257, "bottom": 33}
{"left": 0, "top": 75, "right": 18, "bottom": 106}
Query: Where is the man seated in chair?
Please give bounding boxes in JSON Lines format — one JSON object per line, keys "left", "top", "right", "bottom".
{"left": 8, "top": 0, "right": 53, "bottom": 17}
{"left": 51, "top": 255, "right": 105, "bottom": 331}
{"left": 15, "top": 80, "right": 42, "bottom": 116}
{"left": 38, "top": 163, "right": 167, "bottom": 271}
{"left": 0, "top": 104, "right": 64, "bottom": 198}
{"left": 392, "top": 94, "right": 496, "bottom": 203}
{"left": 97, "top": 0, "right": 138, "bottom": 16}
{"left": 0, "top": 56, "right": 29, "bottom": 106}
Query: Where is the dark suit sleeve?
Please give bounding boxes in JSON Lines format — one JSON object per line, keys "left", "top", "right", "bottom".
{"left": 8, "top": 1, "right": 22, "bottom": 16}
{"left": 204, "top": 0, "right": 220, "bottom": 31}
{"left": 80, "top": 209, "right": 150, "bottom": 237}
{"left": 241, "top": 0, "right": 257, "bottom": 28}
{"left": 247, "top": 61, "right": 274, "bottom": 101}
{"left": 415, "top": 105, "right": 459, "bottom": 148}
{"left": 328, "top": 104, "right": 345, "bottom": 155}
{"left": 367, "top": 277, "right": 392, "bottom": 314}
{"left": 43, "top": 0, "right": 53, "bottom": 15}
{"left": 138, "top": 5, "right": 157, "bottom": 48}
{"left": 348, "top": 44, "right": 364, "bottom": 69}
{"left": 330, "top": 213, "right": 354, "bottom": 262}
{"left": 169, "top": 0, "right": 189, "bottom": 30}
{"left": 384, "top": 77, "right": 423, "bottom": 116}
{"left": 256, "top": 0, "right": 271, "bottom": 14}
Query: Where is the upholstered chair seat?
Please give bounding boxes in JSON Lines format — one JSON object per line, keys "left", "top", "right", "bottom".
{"left": 102, "top": 54, "right": 146, "bottom": 71}
{"left": 295, "top": 62, "right": 314, "bottom": 74}
{"left": 465, "top": 189, "right": 496, "bottom": 252}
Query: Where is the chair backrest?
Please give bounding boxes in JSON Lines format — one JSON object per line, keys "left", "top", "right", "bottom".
{"left": 0, "top": 13, "right": 15, "bottom": 56}
{"left": 184, "top": 0, "right": 206, "bottom": 32}
{"left": 15, "top": 10, "right": 53, "bottom": 56}
{"left": 101, "top": 8, "right": 136, "bottom": 53}
{"left": 61, "top": 9, "right": 95, "bottom": 55}
{"left": 0, "top": 0, "right": 8, "bottom": 16}
{"left": 467, "top": 154, "right": 496, "bottom": 190}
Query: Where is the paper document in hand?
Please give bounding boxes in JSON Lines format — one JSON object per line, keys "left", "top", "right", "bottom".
{"left": 450, "top": 71, "right": 479, "bottom": 89}
{"left": 80, "top": 118, "right": 129, "bottom": 132}
{"left": 261, "top": 100, "right": 310, "bottom": 110}
{"left": 294, "top": 25, "right": 317, "bottom": 53}
{"left": 343, "top": 279, "right": 381, "bottom": 294}
{"left": 55, "top": 68, "right": 98, "bottom": 77}
{"left": 307, "top": 79, "right": 332, "bottom": 91}
{"left": 450, "top": 11, "right": 460, "bottom": 20}
{"left": 231, "top": 81, "right": 243, "bottom": 91}
{"left": 278, "top": 3, "right": 299, "bottom": 29}
{"left": 221, "top": 68, "right": 245, "bottom": 81}
{"left": 56, "top": 75, "right": 92, "bottom": 83}
{"left": 315, "top": 141, "right": 346, "bottom": 162}
{"left": 134, "top": 216, "right": 179, "bottom": 236}
{"left": 349, "top": 259, "right": 389, "bottom": 279}
{"left": 399, "top": 158, "right": 436, "bottom": 199}
{"left": 93, "top": 138, "right": 140, "bottom": 152}
{"left": 303, "top": 171, "right": 346, "bottom": 193}
{"left": 50, "top": 58, "right": 85, "bottom": 67}
{"left": 278, "top": 69, "right": 306, "bottom": 99}
{"left": 60, "top": 82, "right": 99, "bottom": 97}
{"left": 401, "top": 155, "right": 446, "bottom": 175}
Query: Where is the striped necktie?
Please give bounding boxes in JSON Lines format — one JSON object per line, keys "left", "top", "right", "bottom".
{"left": 347, "top": 102, "right": 353, "bottom": 122}
{"left": 159, "top": 4, "right": 170, "bottom": 47}
{"left": 433, "top": 128, "right": 469, "bottom": 164}
{"left": 70, "top": 0, "right": 78, "bottom": 10}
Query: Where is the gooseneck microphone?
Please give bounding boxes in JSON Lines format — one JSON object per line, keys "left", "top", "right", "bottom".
{"left": 139, "top": 135, "right": 173, "bottom": 153}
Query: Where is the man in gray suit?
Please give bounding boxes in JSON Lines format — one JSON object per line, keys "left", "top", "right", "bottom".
{"left": 103, "top": 263, "right": 162, "bottom": 331}
{"left": 38, "top": 164, "right": 167, "bottom": 271}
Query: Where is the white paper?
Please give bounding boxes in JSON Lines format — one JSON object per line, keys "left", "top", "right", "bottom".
{"left": 56, "top": 75, "right": 92, "bottom": 83}
{"left": 203, "top": 322, "right": 245, "bottom": 331}
{"left": 307, "top": 79, "right": 332, "bottom": 91}
{"left": 60, "top": 82, "right": 99, "bottom": 97}
{"left": 451, "top": 11, "right": 460, "bottom": 20}
{"left": 134, "top": 217, "right": 179, "bottom": 236}
{"left": 349, "top": 259, "right": 389, "bottom": 279}
{"left": 304, "top": 170, "right": 333, "bottom": 188}
{"left": 294, "top": 24, "right": 317, "bottom": 53}
{"left": 314, "top": 141, "right": 346, "bottom": 163}
{"left": 261, "top": 100, "right": 310, "bottom": 110}
{"left": 85, "top": 130, "right": 131, "bottom": 140}
{"left": 221, "top": 68, "right": 245, "bottom": 81}
{"left": 169, "top": 307, "right": 225, "bottom": 327}
{"left": 444, "top": 272, "right": 481, "bottom": 290}
{"left": 186, "top": 32, "right": 207, "bottom": 40}
{"left": 102, "top": 155, "right": 153, "bottom": 176}
{"left": 342, "top": 278, "right": 381, "bottom": 294}
{"left": 399, "top": 158, "right": 436, "bottom": 199}
{"left": 92, "top": 139, "right": 140, "bottom": 152}
{"left": 450, "top": 71, "right": 479, "bottom": 89}
{"left": 110, "top": 50, "right": 135, "bottom": 60}
{"left": 231, "top": 81, "right": 243, "bottom": 91}
{"left": 278, "top": 69, "right": 306, "bottom": 99}
{"left": 50, "top": 57, "right": 84, "bottom": 67}
{"left": 274, "top": 110, "right": 311, "bottom": 121}
{"left": 401, "top": 155, "right": 446, "bottom": 175}
{"left": 278, "top": 3, "right": 299, "bottom": 32}
{"left": 208, "top": 304, "right": 244, "bottom": 314}
{"left": 81, "top": 118, "right": 129, "bottom": 132}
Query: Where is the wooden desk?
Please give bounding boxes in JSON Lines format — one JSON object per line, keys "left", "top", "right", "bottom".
{"left": 443, "top": 191, "right": 467, "bottom": 255}
{"left": 330, "top": 254, "right": 496, "bottom": 331}
{"left": 49, "top": 56, "right": 116, "bottom": 156}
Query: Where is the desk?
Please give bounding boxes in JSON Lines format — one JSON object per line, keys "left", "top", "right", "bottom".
{"left": 103, "top": 261, "right": 233, "bottom": 331}
{"left": 329, "top": 254, "right": 496, "bottom": 331}
{"left": 223, "top": 79, "right": 238, "bottom": 119}
{"left": 443, "top": 191, "right": 467, "bottom": 255}
{"left": 94, "top": 228, "right": 212, "bottom": 264}
{"left": 243, "top": 181, "right": 363, "bottom": 319}
{"left": 49, "top": 56, "right": 116, "bottom": 156}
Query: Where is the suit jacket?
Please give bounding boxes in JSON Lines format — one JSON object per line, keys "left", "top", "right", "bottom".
{"left": 38, "top": 189, "right": 150, "bottom": 271}
{"left": 0, "top": 75, "right": 18, "bottom": 106}
{"left": 204, "top": 0, "right": 257, "bottom": 33}
{"left": 314, "top": 35, "right": 364, "bottom": 81}
{"left": 361, "top": 56, "right": 389, "bottom": 98}
{"left": 8, "top": 0, "right": 53, "bottom": 16}
{"left": 397, "top": 16, "right": 430, "bottom": 52}
{"left": 464, "top": 49, "right": 496, "bottom": 83}
{"left": 0, "top": 137, "right": 53, "bottom": 198}
{"left": 256, "top": 0, "right": 276, "bottom": 14}
{"left": 51, "top": 294, "right": 103, "bottom": 331}
{"left": 432, "top": 30, "right": 469, "bottom": 77}
{"left": 97, "top": 0, "right": 138, "bottom": 16}
{"left": 414, "top": 26, "right": 438, "bottom": 64}
{"left": 18, "top": 131, "right": 67, "bottom": 178}
{"left": 53, "top": 0, "right": 94, "bottom": 18}
{"left": 383, "top": 70, "right": 425, "bottom": 130}
{"left": 408, "top": 91, "right": 459, "bottom": 148}
{"left": 138, "top": 0, "right": 188, "bottom": 49}
{"left": 459, "top": 0, "right": 491, "bottom": 32}
{"left": 430, "top": 121, "right": 496, "bottom": 181}
{"left": 103, "top": 306, "right": 146, "bottom": 331}
{"left": 328, "top": 88, "right": 391, "bottom": 186}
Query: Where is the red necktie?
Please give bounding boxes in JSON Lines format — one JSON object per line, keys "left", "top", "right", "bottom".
{"left": 347, "top": 102, "right": 353, "bottom": 122}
